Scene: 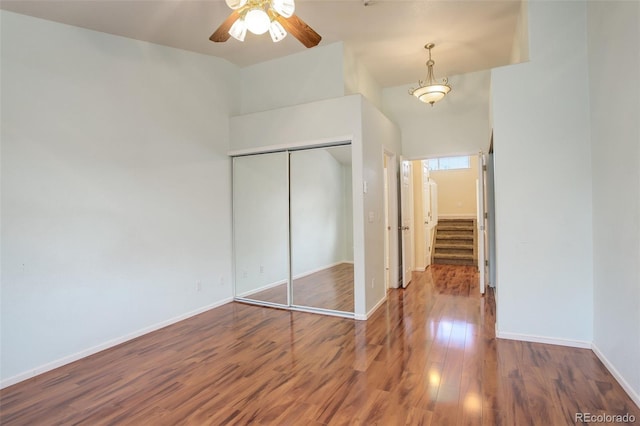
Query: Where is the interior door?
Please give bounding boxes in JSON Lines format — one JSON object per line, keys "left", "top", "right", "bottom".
{"left": 383, "top": 164, "right": 391, "bottom": 289}
{"left": 421, "top": 161, "right": 432, "bottom": 267}
{"left": 400, "top": 158, "right": 413, "bottom": 288}
{"left": 476, "top": 152, "right": 487, "bottom": 295}
{"left": 481, "top": 153, "right": 490, "bottom": 289}
{"left": 290, "top": 146, "right": 354, "bottom": 313}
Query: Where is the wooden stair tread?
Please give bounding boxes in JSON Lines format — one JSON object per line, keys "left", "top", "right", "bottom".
{"left": 435, "top": 243, "right": 474, "bottom": 249}
{"left": 436, "top": 234, "right": 474, "bottom": 240}
{"left": 434, "top": 253, "right": 475, "bottom": 260}
{"left": 432, "top": 219, "right": 477, "bottom": 266}
{"left": 437, "top": 225, "right": 474, "bottom": 231}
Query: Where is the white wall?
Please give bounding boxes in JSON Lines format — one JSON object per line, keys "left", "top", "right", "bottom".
{"left": 343, "top": 44, "right": 383, "bottom": 111}
{"left": 382, "top": 70, "right": 492, "bottom": 159}
{"left": 491, "top": 1, "right": 593, "bottom": 344}
{"left": 510, "top": 0, "right": 530, "bottom": 64}
{"left": 429, "top": 156, "right": 479, "bottom": 218}
{"left": 0, "top": 11, "right": 239, "bottom": 384}
{"left": 361, "top": 97, "right": 402, "bottom": 315}
{"left": 588, "top": 0, "right": 640, "bottom": 405}
{"left": 230, "top": 96, "right": 359, "bottom": 153}
{"left": 239, "top": 42, "right": 345, "bottom": 114}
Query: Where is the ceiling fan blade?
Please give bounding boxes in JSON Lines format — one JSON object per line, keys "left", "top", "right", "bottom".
{"left": 276, "top": 14, "right": 322, "bottom": 48}
{"left": 209, "top": 11, "right": 241, "bottom": 42}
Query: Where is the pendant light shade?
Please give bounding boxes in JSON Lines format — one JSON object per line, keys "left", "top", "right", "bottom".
{"left": 409, "top": 43, "right": 452, "bottom": 106}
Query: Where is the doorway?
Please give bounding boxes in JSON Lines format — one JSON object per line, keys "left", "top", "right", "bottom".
{"left": 386, "top": 152, "right": 493, "bottom": 294}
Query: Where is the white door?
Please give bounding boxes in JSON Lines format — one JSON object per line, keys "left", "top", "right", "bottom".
{"left": 383, "top": 165, "right": 390, "bottom": 289}
{"left": 400, "top": 158, "right": 414, "bottom": 288}
{"left": 476, "top": 152, "right": 487, "bottom": 295}
{"left": 421, "top": 161, "right": 432, "bottom": 267}
{"left": 430, "top": 180, "right": 438, "bottom": 226}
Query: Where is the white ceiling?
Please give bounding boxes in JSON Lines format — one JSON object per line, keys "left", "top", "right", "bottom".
{"left": 0, "top": 0, "right": 523, "bottom": 88}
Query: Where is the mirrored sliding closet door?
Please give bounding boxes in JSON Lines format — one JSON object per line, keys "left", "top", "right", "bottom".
{"left": 232, "top": 144, "right": 354, "bottom": 316}
{"left": 290, "top": 146, "right": 354, "bottom": 313}
{"left": 233, "top": 152, "right": 289, "bottom": 306}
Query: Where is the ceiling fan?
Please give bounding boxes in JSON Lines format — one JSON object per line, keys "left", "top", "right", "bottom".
{"left": 209, "top": 0, "right": 321, "bottom": 48}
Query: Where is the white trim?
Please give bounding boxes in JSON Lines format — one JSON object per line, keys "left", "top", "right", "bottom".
{"left": 496, "top": 331, "right": 592, "bottom": 349}
{"left": 289, "top": 305, "right": 354, "bottom": 319}
{"left": 228, "top": 135, "right": 354, "bottom": 157}
{"left": 403, "top": 151, "right": 479, "bottom": 162}
{"left": 355, "top": 294, "right": 387, "bottom": 321}
{"left": 437, "top": 214, "right": 476, "bottom": 220}
{"left": 0, "top": 298, "right": 233, "bottom": 389}
{"left": 592, "top": 343, "right": 640, "bottom": 409}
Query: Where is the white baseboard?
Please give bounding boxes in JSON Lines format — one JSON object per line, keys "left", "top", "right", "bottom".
{"left": 592, "top": 343, "right": 640, "bottom": 409}
{"left": 496, "top": 331, "right": 592, "bottom": 349}
{"left": 0, "top": 297, "right": 233, "bottom": 390}
{"left": 355, "top": 294, "right": 387, "bottom": 321}
{"left": 473, "top": 329, "right": 640, "bottom": 409}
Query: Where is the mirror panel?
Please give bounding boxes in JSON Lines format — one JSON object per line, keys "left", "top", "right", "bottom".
{"left": 233, "top": 152, "right": 288, "bottom": 305}
{"left": 290, "top": 146, "right": 354, "bottom": 313}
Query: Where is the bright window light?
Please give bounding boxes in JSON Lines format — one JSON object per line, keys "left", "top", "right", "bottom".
{"left": 427, "top": 156, "right": 470, "bottom": 171}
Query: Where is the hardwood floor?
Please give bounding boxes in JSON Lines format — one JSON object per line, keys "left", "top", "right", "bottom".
{"left": 244, "top": 263, "right": 354, "bottom": 313}
{"left": 1, "top": 265, "right": 638, "bottom": 425}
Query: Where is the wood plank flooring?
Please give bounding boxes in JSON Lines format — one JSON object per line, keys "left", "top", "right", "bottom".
{"left": 1, "top": 265, "right": 638, "bottom": 425}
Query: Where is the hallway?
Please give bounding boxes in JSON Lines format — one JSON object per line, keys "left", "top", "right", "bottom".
{"left": 1, "top": 266, "right": 637, "bottom": 424}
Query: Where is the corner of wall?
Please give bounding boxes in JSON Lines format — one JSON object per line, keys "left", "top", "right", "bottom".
{"left": 510, "top": 0, "right": 530, "bottom": 64}
{"left": 343, "top": 44, "right": 383, "bottom": 110}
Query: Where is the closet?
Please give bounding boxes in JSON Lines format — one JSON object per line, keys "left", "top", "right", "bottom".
{"left": 232, "top": 144, "right": 354, "bottom": 316}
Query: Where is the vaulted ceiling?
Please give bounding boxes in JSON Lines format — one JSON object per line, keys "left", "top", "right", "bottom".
{"left": 0, "top": 0, "right": 523, "bottom": 87}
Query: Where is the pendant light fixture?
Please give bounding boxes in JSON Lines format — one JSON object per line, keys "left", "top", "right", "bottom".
{"left": 409, "top": 43, "right": 451, "bottom": 106}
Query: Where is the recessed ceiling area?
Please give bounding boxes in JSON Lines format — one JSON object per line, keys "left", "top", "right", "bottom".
{"left": 0, "top": 0, "right": 524, "bottom": 88}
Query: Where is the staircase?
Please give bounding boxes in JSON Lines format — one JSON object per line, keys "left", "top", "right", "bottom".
{"left": 432, "top": 218, "right": 476, "bottom": 266}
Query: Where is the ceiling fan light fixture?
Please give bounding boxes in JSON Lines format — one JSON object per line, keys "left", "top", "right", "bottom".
{"left": 269, "top": 20, "right": 287, "bottom": 42}
{"left": 245, "top": 8, "right": 271, "bottom": 34}
{"left": 409, "top": 43, "right": 452, "bottom": 106}
{"left": 271, "top": 0, "right": 295, "bottom": 18}
{"left": 212, "top": 0, "right": 320, "bottom": 48}
{"left": 228, "top": 18, "right": 247, "bottom": 41}
{"left": 225, "top": 0, "right": 248, "bottom": 10}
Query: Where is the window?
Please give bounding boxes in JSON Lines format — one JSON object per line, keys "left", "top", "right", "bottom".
{"left": 427, "top": 156, "right": 470, "bottom": 171}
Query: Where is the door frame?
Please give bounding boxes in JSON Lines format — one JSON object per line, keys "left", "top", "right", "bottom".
{"left": 383, "top": 149, "right": 400, "bottom": 289}
{"left": 399, "top": 157, "right": 414, "bottom": 288}
{"left": 477, "top": 151, "right": 487, "bottom": 294}
{"left": 404, "top": 152, "right": 493, "bottom": 295}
